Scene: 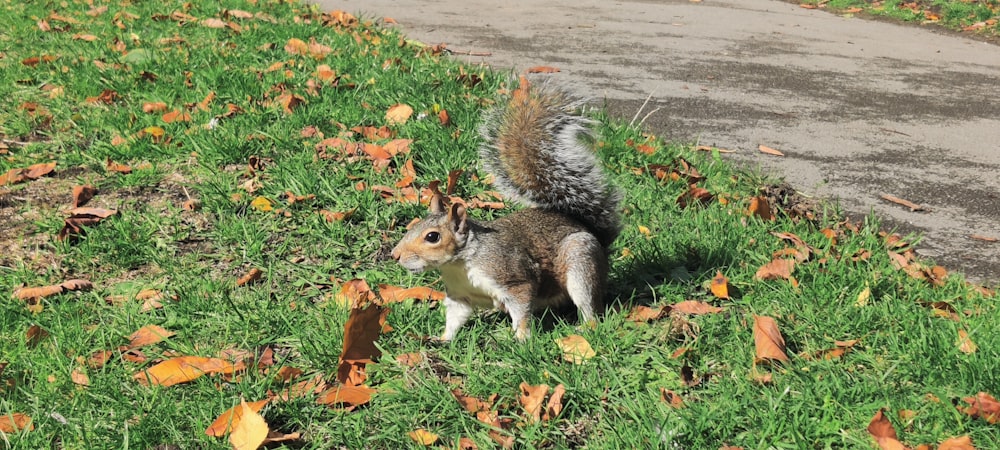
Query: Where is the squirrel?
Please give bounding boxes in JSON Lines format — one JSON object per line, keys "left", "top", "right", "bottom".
{"left": 391, "top": 78, "right": 622, "bottom": 341}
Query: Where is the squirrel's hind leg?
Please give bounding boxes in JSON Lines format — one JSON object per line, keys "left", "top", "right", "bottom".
{"left": 559, "top": 232, "right": 608, "bottom": 326}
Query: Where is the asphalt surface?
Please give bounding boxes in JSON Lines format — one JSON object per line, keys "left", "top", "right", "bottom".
{"left": 321, "top": 0, "right": 1000, "bottom": 284}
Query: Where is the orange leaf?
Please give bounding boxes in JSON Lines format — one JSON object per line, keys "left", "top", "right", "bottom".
{"left": 626, "top": 305, "right": 668, "bottom": 323}
{"left": 25, "top": 324, "right": 48, "bottom": 347}
{"left": 335, "top": 278, "right": 376, "bottom": 307}
{"left": 544, "top": 384, "right": 565, "bottom": 421}
{"left": 672, "top": 300, "right": 723, "bottom": 315}
{"left": 128, "top": 324, "right": 175, "bottom": 349}
{"left": 452, "top": 389, "right": 497, "bottom": 414}
{"left": 526, "top": 66, "right": 560, "bottom": 73}
{"left": 710, "top": 271, "right": 730, "bottom": 299}
{"left": 748, "top": 196, "right": 773, "bottom": 220}
{"left": 316, "top": 384, "right": 375, "bottom": 410}
{"left": 385, "top": 104, "right": 413, "bottom": 125}
{"left": 161, "top": 109, "right": 191, "bottom": 123}
{"left": 134, "top": 356, "right": 238, "bottom": 386}
{"left": 938, "top": 436, "right": 975, "bottom": 450}
{"left": 25, "top": 162, "right": 56, "bottom": 179}
{"left": 660, "top": 388, "right": 685, "bottom": 408}
{"left": 205, "top": 399, "right": 270, "bottom": 437}
{"left": 519, "top": 382, "right": 549, "bottom": 423}
{"left": 755, "top": 258, "right": 795, "bottom": 281}
{"left": 236, "top": 268, "right": 263, "bottom": 286}
{"left": 758, "top": 144, "right": 784, "bottom": 156}
{"left": 959, "top": 392, "right": 1000, "bottom": 424}
{"left": 395, "top": 352, "right": 424, "bottom": 367}
{"left": 201, "top": 18, "right": 227, "bottom": 29}
{"left": 880, "top": 193, "right": 925, "bottom": 212}
{"left": 60, "top": 279, "right": 93, "bottom": 291}
{"left": 752, "top": 315, "right": 789, "bottom": 363}
{"left": 229, "top": 399, "right": 269, "bottom": 450}
{"left": 71, "top": 368, "right": 90, "bottom": 386}
{"left": 106, "top": 158, "right": 133, "bottom": 174}
{"left": 337, "top": 304, "right": 390, "bottom": 385}
{"left": 957, "top": 329, "right": 977, "bottom": 354}
{"left": 376, "top": 284, "right": 445, "bottom": 303}
{"left": 0, "top": 413, "right": 33, "bottom": 432}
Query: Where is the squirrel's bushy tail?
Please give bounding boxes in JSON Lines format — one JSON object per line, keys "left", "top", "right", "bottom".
{"left": 479, "top": 79, "right": 622, "bottom": 248}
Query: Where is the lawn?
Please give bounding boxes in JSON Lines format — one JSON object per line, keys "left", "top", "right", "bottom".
{"left": 1, "top": 0, "right": 997, "bottom": 449}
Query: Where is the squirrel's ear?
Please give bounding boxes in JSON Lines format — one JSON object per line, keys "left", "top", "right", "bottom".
{"left": 429, "top": 193, "right": 447, "bottom": 214}
{"left": 448, "top": 203, "right": 468, "bottom": 235}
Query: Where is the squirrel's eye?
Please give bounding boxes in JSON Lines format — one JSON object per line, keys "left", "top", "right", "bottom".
{"left": 424, "top": 231, "right": 441, "bottom": 243}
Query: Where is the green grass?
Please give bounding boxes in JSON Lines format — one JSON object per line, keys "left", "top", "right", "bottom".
{"left": 1, "top": 0, "right": 998, "bottom": 449}
{"left": 799, "top": 0, "right": 1000, "bottom": 37}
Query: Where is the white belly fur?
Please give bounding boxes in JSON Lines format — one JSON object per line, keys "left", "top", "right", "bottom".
{"left": 440, "top": 261, "right": 505, "bottom": 310}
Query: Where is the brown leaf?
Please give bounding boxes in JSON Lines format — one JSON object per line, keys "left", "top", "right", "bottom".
{"left": 128, "top": 324, "right": 175, "bottom": 349}
{"left": 272, "top": 374, "right": 327, "bottom": 402}
{"left": 626, "top": 305, "right": 669, "bottom": 323}
{"left": 758, "top": 144, "right": 784, "bottom": 156}
{"left": 526, "top": 66, "right": 560, "bottom": 73}
{"left": 205, "top": 398, "right": 270, "bottom": 437}
{"left": 133, "top": 356, "right": 239, "bottom": 386}
{"left": 105, "top": 158, "right": 133, "bottom": 174}
{"left": 755, "top": 258, "right": 795, "bottom": 281}
{"left": 880, "top": 193, "right": 926, "bottom": 212}
{"left": 544, "top": 384, "right": 565, "bottom": 421}
{"left": 337, "top": 304, "right": 390, "bottom": 385}
{"left": 236, "top": 268, "right": 263, "bottom": 287}
{"left": 335, "top": 279, "right": 376, "bottom": 307}
{"left": 201, "top": 18, "right": 227, "bottom": 29}
{"left": 519, "top": 382, "right": 549, "bottom": 423}
{"left": 395, "top": 352, "right": 423, "bottom": 367}
{"left": 452, "top": 389, "right": 497, "bottom": 414}
{"left": 60, "top": 279, "right": 93, "bottom": 291}
{"left": 25, "top": 162, "right": 56, "bottom": 179}
{"left": 748, "top": 196, "right": 773, "bottom": 220}
{"left": 316, "top": 384, "right": 375, "bottom": 410}
{"left": 677, "top": 184, "right": 714, "bottom": 208}
{"left": 229, "top": 399, "right": 269, "bottom": 450}
{"left": 161, "top": 109, "right": 192, "bottom": 123}
{"left": 752, "top": 315, "right": 789, "bottom": 363}
{"left": 14, "top": 284, "right": 64, "bottom": 301}
{"left": 672, "top": 300, "right": 723, "bottom": 315}
{"left": 142, "top": 102, "right": 168, "bottom": 113}
{"left": 959, "top": 392, "right": 1000, "bottom": 424}
{"left": 957, "top": 329, "right": 978, "bottom": 354}
{"left": 71, "top": 185, "right": 97, "bottom": 208}
{"left": 660, "top": 388, "right": 685, "bottom": 408}
{"left": 274, "top": 366, "right": 304, "bottom": 383}
{"left": 710, "top": 271, "right": 731, "bottom": 299}
{"left": 385, "top": 104, "right": 413, "bottom": 125}
{"left": 26, "top": 325, "right": 49, "bottom": 347}
{"left": 0, "top": 413, "right": 33, "bottom": 432}
{"left": 970, "top": 234, "right": 998, "bottom": 242}
{"left": 868, "top": 408, "right": 906, "bottom": 450}
{"left": 71, "top": 367, "right": 90, "bottom": 386}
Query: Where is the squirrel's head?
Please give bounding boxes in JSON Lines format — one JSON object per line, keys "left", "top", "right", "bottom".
{"left": 391, "top": 194, "right": 469, "bottom": 273}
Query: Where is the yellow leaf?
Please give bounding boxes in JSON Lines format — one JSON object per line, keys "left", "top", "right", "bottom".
{"left": 250, "top": 196, "right": 273, "bottom": 212}
{"left": 229, "top": 400, "right": 269, "bottom": 450}
{"left": 408, "top": 429, "right": 439, "bottom": 446}
{"left": 710, "top": 271, "right": 730, "bottom": 299}
{"left": 957, "top": 329, "right": 977, "bottom": 354}
{"left": 554, "top": 334, "right": 595, "bottom": 364}
{"left": 856, "top": 285, "right": 871, "bottom": 306}
{"left": 205, "top": 399, "right": 270, "bottom": 437}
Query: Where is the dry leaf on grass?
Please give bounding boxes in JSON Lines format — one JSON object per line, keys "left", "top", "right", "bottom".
{"left": 710, "top": 271, "right": 731, "bottom": 299}
{"left": 752, "top": 315, "right": 789, "bottom": 364}
{"left": 205, "top": 399, "right": 270, "bottom": 437}
{"left": 554, "top": 334, "right": 596, "bottom": 364}
{"left": 385, "top": 104, "right": 413, "bottom": 125}
{"left": 937, "top": 436, "right": 975, "bottom": 450}
{"left": 758, "top": 144, "right": 784, "bottom": 156}
{"left": 376, "top": 284, "right": 445, "bottom": 303}
{"left": 134, "top": 356, "right": 240, "bottom": 387}
{"left": 316, "top": 384, "right": 375, "bottom": 411}
{"left": 0, "top": 413, "right": 33, "bottom": 432}
{"left": 128, "top": 324, "right": 175, "bottom": 349}
{"left": 958, "top": 392, "right": 1000, "bottom": 424}
{"left": 519, "top": 382, "right": 549, "bottom": 423}
{"left": 229, "top": 399, "right": 268, "bottom": 450}
{"left": 337, "top": 304, "right": 390, "bottom": 386}
{"left": 755, "top": 258, "right": 795, "bottom": 281}
{"left": 868, "top": 408, "right": 906, "bottom": 450}
{"left": 236, "top": 268, "right": 263, "bottom": 286}
{"left": 956, "top": 329, "right": 978, "bottom": 354}
{"left": 71, "top": 185, "right": 97, "bottom": 207}
{"left": 626, "top": 305, "right": 669, "bottom": 323}
{"left": 408, "top": 429, "right": 439, "bottom": 446}
{"left": 660, "top": 388, "right": 685, "bottom": 408}
{"left": 672, "top": 300, "right": 723, "bottom": 315}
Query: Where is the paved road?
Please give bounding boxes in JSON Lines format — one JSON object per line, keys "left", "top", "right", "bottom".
{"left": 323, "top": 0, "right": 1000, "bottom": 284}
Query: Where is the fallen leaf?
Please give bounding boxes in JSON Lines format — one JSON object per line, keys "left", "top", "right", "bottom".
{"left": 555, "top": 334, "right": 596, "bottom": 364}
{"left": 710, "top": 271, "right": 730, "bottom": 299}
{"left": 26, "top": 325, "right": 49, "bottom": 347}
{"left": 71, "top": 185, "right": 97, "bottom": 207}
{"left": 250, "top": 196, "right": 273, "bottom": 212}
{"left": 202, "top": 18, "right": 227, "bottom": 29}
{"left": 676, "top": 184, "right": 714, "bottom": 208}
{"left": 161, "top": 109, "right": 192, "bottom": 123}
{"left": 758, "top": 144, "right": 784, "bottom": 156}
{"left": 395, "top": 352, "right": 424, "bottom": 367}
{"left": 660, "top": 388, "right": 685, "bottom": 408}
{"left": 970, "top": 234, "right": 998, "bottom": 242}
{"left": 526, "top": 66, "right": 560, "bottom": 73}
{"left": 335, "top": 279, "right": 376, "bottom": 307}
{"left": 672, "top": 300, "right": 723, "bottom": 315}
{"left": 519, "top": 382, "right": 549, "bottom": 423}
{"left": 938, "top": 435, "right": 974, "bottom": 450}
{"left": 376, "top": 284, "right": 446, "bottom": 303}
{"left": 205, "top": 399, "right": 270, "bottom": 437}
{"left": 868, "top": 408, "right": 906, "bottom": 450}
{"left": 959, "top": 392, "right": 1000, "bottom": 424}
{"left": 105, "top": 158, "right": 133, "bottom": 174}
{"left": 134, "top": 356, "right": 239, "bottom": 387}
{"left": 229, "top": 399, "right": 269, "bottom": 450}
{"left": 880, "top": 193, "right": 925, "bottom": 212}
{"left": 142, "top": 102, "right": 168, "bottom": 113}
{"left": 755, "top": 258, "right": 795, "bottom": 281}
{"left": 71, "top": 368, "right": 89, "bottom": 386}
{"left": 956, "top": 329, "right": 977, "bottom": 354}
{"left": 274, "top": 366, "right": 304, "bottom": 383}
{"left": 13, "top": 284, "right": 65, "bottom": 301}
{"left": 236, "top": 268, "right": 263, "bottom": 286}
{"left": 452, "top": 389, "right": 497, "bottom": 414}
{"left": 408, "top": 428, "right": 439, "bottom": 446}
{"left": 626, "top": 305, "right": 669, "bottom": 323}
{"left": 316, "top": 384, "right": 375, "bottom": 410}
{"left": 385, "top": 104, "right": 413, "bottom": 125}
{"left": 128, "top": 324, "right": 175, "bottom": 349}
{"left": 0, "top": 413, "right": 33, "bottom": 432}
{"left": 337, "top": 304, "right": 390, "bottom": 385}
{"left": 748, "top": 196, "right": 773, "bottom": 220}
{"left": 25, "top": 162, "right": 56, "bottom": 179}
{"left": 752, "top": 315, "right": 789, "bottom": 363}
{"left": 544, "top": 384, "right": 565, "bottom": 421}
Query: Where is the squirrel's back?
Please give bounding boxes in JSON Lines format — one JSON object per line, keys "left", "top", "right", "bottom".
{"left": 479, "top": 80, "right": 622, "bottom": 248}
